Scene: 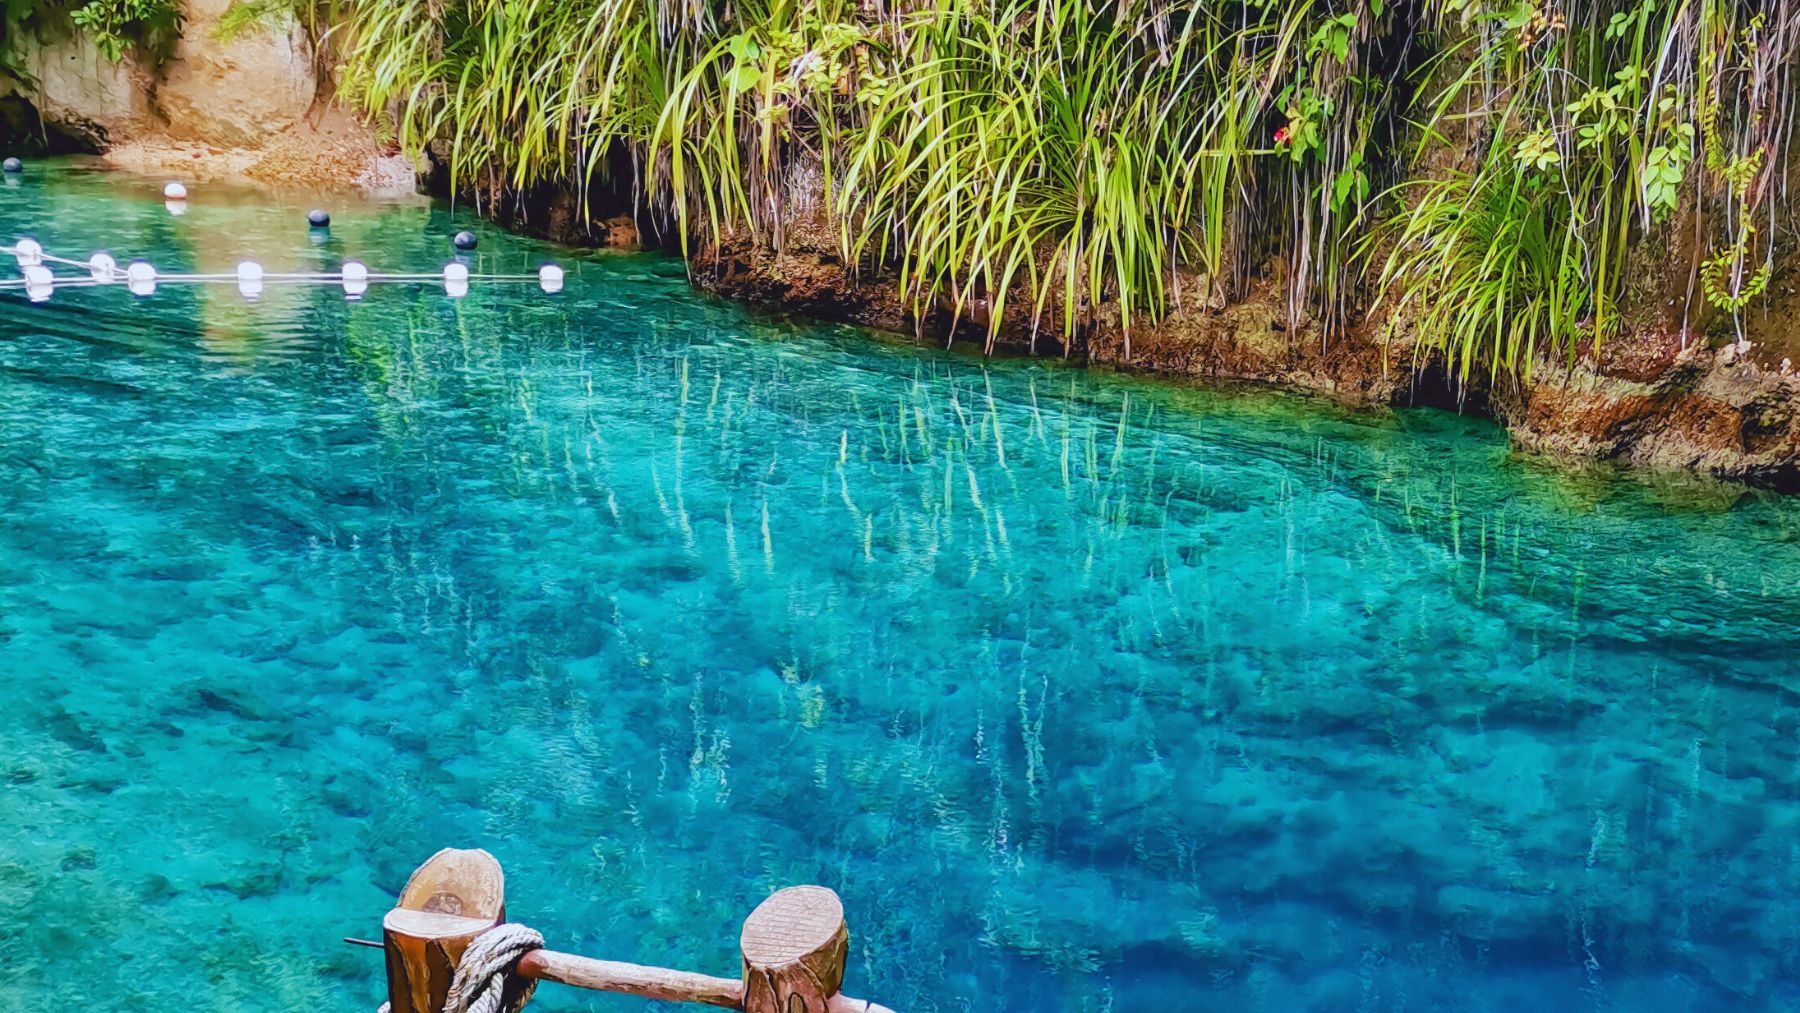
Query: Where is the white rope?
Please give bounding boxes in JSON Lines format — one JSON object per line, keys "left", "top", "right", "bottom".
{"left": 2, "top": 241, "right": 564, "bottom": 298}
{"left": 442, "top": 924, "right": 545, "bottom": 1013}
{"left": 0, "top": 273, "right": 544, "bottom": 286}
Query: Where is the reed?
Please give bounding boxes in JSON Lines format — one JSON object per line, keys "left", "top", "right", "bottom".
{"left": 327, "top": 0, "right": 1800, "bottom": 383}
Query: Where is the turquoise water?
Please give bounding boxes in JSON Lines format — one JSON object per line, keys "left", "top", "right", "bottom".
{"left": 3, "top": 161, "right": 1800, "bottom": 1013}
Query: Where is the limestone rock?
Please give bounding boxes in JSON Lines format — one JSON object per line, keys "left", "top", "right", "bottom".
{"left": 156, "top": 0, "right": 315, "bottom": 148}
{"left": 1493, "top": 346, "right": 1800, "bottom": 490}
{"left": 17, "top": 32, "right": 159, "bottom": 144}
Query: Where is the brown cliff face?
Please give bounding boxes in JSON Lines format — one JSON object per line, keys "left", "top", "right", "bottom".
{"left": 3, "top": 18, "right": 407, "bottom": 191}
{"left": 1494, "top": 347, "right": 1800, "bottom": 491}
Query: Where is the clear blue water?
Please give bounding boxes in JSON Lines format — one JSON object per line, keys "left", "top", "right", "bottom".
{"left": 3, "top": 161, "right": 1800, "bottom": 1013}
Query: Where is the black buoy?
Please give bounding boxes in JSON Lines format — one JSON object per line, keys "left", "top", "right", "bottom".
{"left": 307, "top": 208, "right": 330, "bottom": 228}
{"left": 2, "top": 157, "right": 21, "bottom": 173}
{"left": 452, "top": 230, "right": 478, "bottom": 251}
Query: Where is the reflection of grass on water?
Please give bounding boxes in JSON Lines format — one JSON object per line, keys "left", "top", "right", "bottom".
{"left": 18, "top": 162, "right": 1800, "bottom": 1013}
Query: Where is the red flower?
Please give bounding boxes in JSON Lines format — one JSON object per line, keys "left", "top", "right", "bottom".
{"left": 1274, "top": 126, "right": 1292, "bottom": 145}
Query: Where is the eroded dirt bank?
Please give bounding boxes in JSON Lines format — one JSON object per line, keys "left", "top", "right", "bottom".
{"left": 690, "top": 233, "right": 1800, "bottom": 492}
{"left": 7, "top": 31, "right": 1796, "bottom": 490}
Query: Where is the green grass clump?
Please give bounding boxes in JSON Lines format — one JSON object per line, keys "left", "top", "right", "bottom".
{"left": 331, "top": 0, "right": 1800, "bottom": 383}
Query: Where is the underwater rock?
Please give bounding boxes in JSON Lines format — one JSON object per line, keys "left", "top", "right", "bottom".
{"left": 1687, "top": 941, "right": 1771, "bottom": 998}
{"left": 204, "top": 867, "right": 282, "bottom": 900}
{"left": 194, "top": 687, "right": 267, "bottom": 722}
{"left": 1432, "top": 883, "right": 1564, "bottom": 943}
{"left": 1298, "top": 968, "right": 1364, "bottom": 1008}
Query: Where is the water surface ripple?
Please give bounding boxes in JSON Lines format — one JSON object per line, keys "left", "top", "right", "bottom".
{"left": 3, "top": 163, "right": 1799, "bottom": 1012}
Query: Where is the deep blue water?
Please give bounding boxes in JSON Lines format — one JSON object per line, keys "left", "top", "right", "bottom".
{"left": 3, "top": 161, "right": 1800, "bottom": 1012}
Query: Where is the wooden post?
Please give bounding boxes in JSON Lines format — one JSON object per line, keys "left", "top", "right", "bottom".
{"left": 382, "top": 848, "right": 507, "bottom": 1013}
{"left": 373, "top": 852, "right": 897, "bottom": 1013}
{"left": 738, "top": 886, "right": 849, "bottom": 1013}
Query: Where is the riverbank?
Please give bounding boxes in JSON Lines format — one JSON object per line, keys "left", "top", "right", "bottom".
{"left": 98, "top": 107, "right": 414, "bottom": 194}
{"left": 391, "top": 126, "right": 1796, "bottom": 493}
{"left": 15, "top": 125, "right": 1800, "bottom": 490}
{"left": 3, "top": 6, "right": 1797, "bottom": 489}
{"left": 684, "top": 227, "right": 1800, "bottom": 492}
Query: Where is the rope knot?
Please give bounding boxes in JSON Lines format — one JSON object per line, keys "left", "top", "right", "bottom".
{"left": 443, "top": 923, "right": 545, "bottom": 1013}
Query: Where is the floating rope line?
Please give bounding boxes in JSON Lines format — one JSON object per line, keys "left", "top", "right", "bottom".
{"left": 3, "top": 238, "right": 565, "bottom": 303}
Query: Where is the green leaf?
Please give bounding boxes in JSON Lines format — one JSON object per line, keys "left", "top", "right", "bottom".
{"left": 726, "top": 62, "right": 764, "bottom": 95}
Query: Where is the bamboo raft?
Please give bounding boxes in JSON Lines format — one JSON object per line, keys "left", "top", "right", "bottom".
{"left": 368, "top": 849, "right": 896, "bottom": 1013}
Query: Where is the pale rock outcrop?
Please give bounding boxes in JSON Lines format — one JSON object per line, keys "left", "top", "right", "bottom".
{"left": 16, "top": 32, "right": 159, "bottom": 143}
{"left": 155, "top": 0, "right": 315, "bottom": 148}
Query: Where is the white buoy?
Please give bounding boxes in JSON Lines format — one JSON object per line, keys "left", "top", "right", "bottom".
{"left": 163, "top": 181, "right": 188, "bottom": 200}
{"left": 13, "top": 237, "right": 43, "bottom": 267}
{"left": 24, "top": 264, "right": 53, "bottom": 302}
{"left": 236, "top": 261, "right": 264, "bottom": 300}
{"left": 165, "top": 199, "right": 187, "bottom": 217}
{"left": 341, "top": 260, "right": 369, "bottom": 300}
{"left": 126, "top": 260, "right": 157, "bottom": 297}
{"left": 89, "top": 252, "right": 118, "bottom": 283}
{"left": 538, "top": 263, "right": 565, "bottom": 293}
{"left": 444, "top": 261, "right": 470, "bottom": 299}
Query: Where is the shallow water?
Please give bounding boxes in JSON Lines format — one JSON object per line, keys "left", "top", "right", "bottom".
{"left": 2, "top": 161, "right": 1799, "bottom": 1012}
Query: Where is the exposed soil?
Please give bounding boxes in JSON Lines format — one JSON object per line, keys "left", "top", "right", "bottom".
{"left": 100, "top": 104, "right": 413, "bottom": 193}
{"left": 1496, "top": 344, "right": 1800, "bottom": 491}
